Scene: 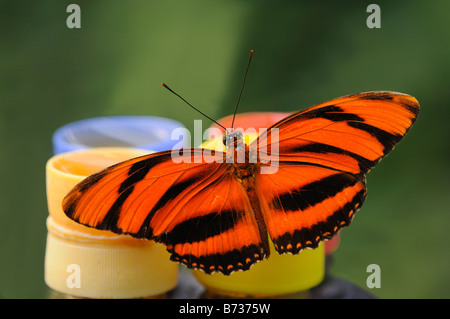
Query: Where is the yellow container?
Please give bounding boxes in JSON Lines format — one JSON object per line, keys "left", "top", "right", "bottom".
{"left": 194, "top": 242, "right": 324, "bottom": 297}
{"left": 195, "top": 134, "right": 325, "bottom": 297}
{"left": 44, "top": 147, "right": 178, "bottom": 298}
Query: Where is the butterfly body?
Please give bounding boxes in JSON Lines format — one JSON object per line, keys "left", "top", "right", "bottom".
{"left": 63, "top": 91, "right": 419, "bottom": 275}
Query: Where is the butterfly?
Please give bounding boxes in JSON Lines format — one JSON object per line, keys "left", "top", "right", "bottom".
{"left": 62, "top": 89, "right": 419, "bottom": 275}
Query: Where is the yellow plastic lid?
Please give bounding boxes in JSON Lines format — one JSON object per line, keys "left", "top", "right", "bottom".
{"left": 44, "top": 147, "right": 178, "bottom": 298}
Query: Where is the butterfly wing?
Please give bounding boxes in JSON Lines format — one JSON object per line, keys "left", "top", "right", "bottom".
{"left": 254, "top": 162, "right": 367, "bottom": 253}
{"left": 63, "top": 149, "right": 267, "bottom": 275}
{"left": 252, "top": 91, "right": 419, "bottom": 253}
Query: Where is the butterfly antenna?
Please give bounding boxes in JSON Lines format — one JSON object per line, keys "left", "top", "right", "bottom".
{"left": 162, "top": 83, "right": 227, "bottom": 131}
{"left": 231, "top": 50, "right": 254, "bottom": 129}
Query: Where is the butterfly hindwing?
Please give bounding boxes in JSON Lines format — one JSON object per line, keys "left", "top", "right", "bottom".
{"left": 162, "top": 171, "right": 268, "bottom": 274}
{"left": 63, "top": 149, "right": 268, "bottom": 275}
{"left": 255, "top": 162, "right": 367, "bottom": 253}
{"left": 253, "top": 91, "right": 419, "bottom": 254}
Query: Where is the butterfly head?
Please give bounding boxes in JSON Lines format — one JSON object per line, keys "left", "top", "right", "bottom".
{"left": 223, "top": 129, "right": 244, "bottom": 150}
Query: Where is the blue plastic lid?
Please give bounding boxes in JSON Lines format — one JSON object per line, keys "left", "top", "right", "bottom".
{"left": 52, "top": 116, "right": 186, "bottom": 155}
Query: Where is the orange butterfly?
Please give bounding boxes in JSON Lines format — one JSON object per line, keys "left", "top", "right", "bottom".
{"left": 63, "top": 89, "right": 419, "bottom": 275}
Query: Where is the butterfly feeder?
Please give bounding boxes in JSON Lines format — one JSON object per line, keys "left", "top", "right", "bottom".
{"left": 45, "top": 116, "right": 185, "bottom": 298}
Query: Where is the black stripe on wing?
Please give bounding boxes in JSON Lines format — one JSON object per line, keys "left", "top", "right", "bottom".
{"left": 160, "top": 209, "right": 242, "bottom": 246}
{"left": 270, "top": 173, "right": 361, "bottom": 212}
{"left": 272, "top": 188, "right": 366, "bottom": 254}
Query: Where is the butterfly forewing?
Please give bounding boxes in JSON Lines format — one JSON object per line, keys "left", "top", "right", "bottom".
{"left": 63, "top": 148, "right": 268, "bottom": 275}
{"left": 256, "top": 91, "right": 419, "bottom": 175}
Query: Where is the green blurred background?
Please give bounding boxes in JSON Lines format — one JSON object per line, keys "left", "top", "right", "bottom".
{"left": 1, "top": 0, "right": 449, "bottom": 298}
